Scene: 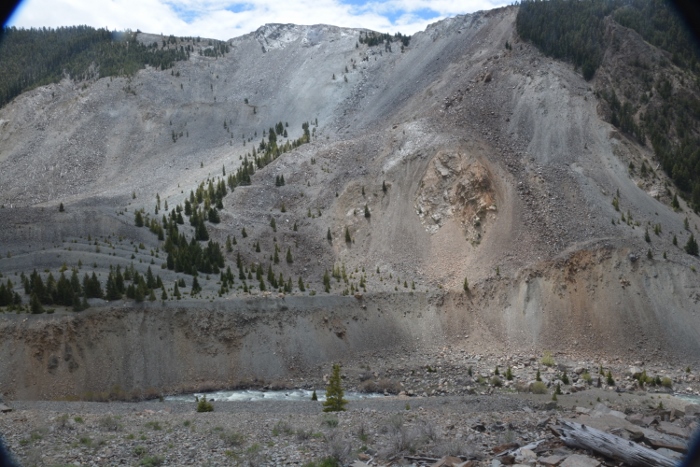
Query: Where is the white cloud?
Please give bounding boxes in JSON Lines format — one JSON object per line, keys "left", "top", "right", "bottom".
{"left": 7, "top": 0, "right": 509, "bottom": 40}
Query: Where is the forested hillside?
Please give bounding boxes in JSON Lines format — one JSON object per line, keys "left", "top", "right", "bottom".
{"left": 517, "top": 0, "right": 700, "bottom": 209}
{"left": 0, "top": 26, "right": 191, "bottom": 108}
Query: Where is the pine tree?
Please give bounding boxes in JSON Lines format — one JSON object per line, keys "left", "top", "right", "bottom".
{"left": 298, "top": 276, "right": 305, "bottom": 292}
{"left": 327, "top": 228, "right": 332, "bottom": 243}
{"left": 463, "top": 277, "right": 469, "bottom": 293}
{"left": 134, "top": 283, "right": 145, "bottom": 302}
{"left": 270, "top": 217, "right": 277, "bottom": 232}
{"left": 382, "top": 180, "right": 387, "bottom": 193}
{"left": 323, "top": 270, "right": 331, "bottom": 292}
{"left": 685, "top": 233, "right": 699, "bottom": 256}
{"left": 606, "top": 370, "right": 615, "bottom": 386}
{"left": 191, "top": 276, "right": 201, "bottom": 295}
{"left": 286, "top": 248, "right": 293, "bottom": 263}
{"left": 364, "top": 204, "right": 370, "bottom": 218}
{"left": 322, "top": 364, "right": 347, "bottom": 412}
{"left": 345, "top": 227, "right": 351, "bottom": 243}
{"left": 105, "top": 273, "right": 121, "bottom": 301}
{"left": 135, "top": 210, "right": 144, "bottom": 227}
{"left": 59, "top": 202, "right": 65, "bottom": 212}
{"left": 30, "top": 292, "right": 44, "bottom": 314}
{"left": 672, "top": 193, "right": 680, "bottom": 210}
{"left": 311, "top": 390, "right": 318, "bottom": 401}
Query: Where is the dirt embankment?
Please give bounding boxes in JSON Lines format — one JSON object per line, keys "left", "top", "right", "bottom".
{"left": 3, "top": 245, "right": 700, "bottom": 400}
{"left": 0, "top": 293, "right": 443, "bottom": 400}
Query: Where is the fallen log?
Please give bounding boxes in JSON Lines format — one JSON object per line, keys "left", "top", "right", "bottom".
{"left": 556, "top": 419, "right": 676, "bottom": 467}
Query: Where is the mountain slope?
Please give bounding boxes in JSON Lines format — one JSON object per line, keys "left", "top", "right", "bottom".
{"left": 1, "top": 6, "right": 700, "bottom": 399}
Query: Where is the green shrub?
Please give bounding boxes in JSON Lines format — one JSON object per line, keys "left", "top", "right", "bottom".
{"left": 530, "top": 381, "right": 548, "bottom": 394}
{"left": 541, "top": 351, "right": 555, "bottom": 367}
{"left": 321, "top": 415, "right": 339, "bottom": 428}
{"left": 581, "top": 372, "right": 592, "bottom": 384}
{"left": 196, "top": 398, "right": 214, "bottom": 412}
{"left": 220, "top": 430, "right": 245, "bottom": 447}
{"left": 139, "top": 456, "right": 164, "bottom": 467}
{"left": 661, "top": 377, "right": 673, "bottom": 388}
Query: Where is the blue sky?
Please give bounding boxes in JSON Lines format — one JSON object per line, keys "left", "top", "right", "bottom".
{"left": 7, "top": 0, "right": 510, "bottom": 40}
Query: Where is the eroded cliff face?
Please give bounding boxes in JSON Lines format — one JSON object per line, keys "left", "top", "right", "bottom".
{"left": 415, "top": 150, "right": 497, "bottom": 244}
{"left": 3, "top": 246, "right": 699, "bottom": 400}
{"left": 0, "top": 294, "right": 440, "bottom": 399}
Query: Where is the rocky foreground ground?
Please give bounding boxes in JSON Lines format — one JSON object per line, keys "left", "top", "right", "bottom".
{"left": 1, "top": 350, "right": 699, "bottom": 467}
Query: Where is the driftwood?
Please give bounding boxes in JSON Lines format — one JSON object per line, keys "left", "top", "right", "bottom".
{"left": 634, "top": 426, "right": 688, "bottom": 453}
{"left": 557, "top": 419, "right": 676, "bottom": 467}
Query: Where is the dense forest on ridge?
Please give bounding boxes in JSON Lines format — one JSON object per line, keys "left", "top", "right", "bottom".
{"left": 517, "top": 0, "right": 700, "bottom": 210}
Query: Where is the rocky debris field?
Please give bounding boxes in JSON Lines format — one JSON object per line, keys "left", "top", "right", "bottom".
{"left": 1, "top": 391, "right": 697, "bottom": 467}
{"left": 1, "top": 349, "right": 699, "bottom": 467}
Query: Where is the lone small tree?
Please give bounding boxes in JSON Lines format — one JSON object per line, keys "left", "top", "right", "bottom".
{"left": 685, "top": 233, "right": 698, "bottom": 256}
{"left": 323, "top": 364, "right": 347, "bottom": 412}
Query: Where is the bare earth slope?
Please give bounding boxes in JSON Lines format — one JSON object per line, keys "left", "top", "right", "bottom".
{"left": 1, "top": 7, "right": 700, "bottom": 399}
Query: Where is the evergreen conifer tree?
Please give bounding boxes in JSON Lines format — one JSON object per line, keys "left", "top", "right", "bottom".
{"left": 686, "top": 233, "right": 699, "bottom": 256}
{"left": 191, "top": 276, "right": 201, "bottom": 295}
{"left": 30, "top": 292, "right": 44, "bottom": 314}
{"left": 322, "top": 364, "right": 347, "bottom": 412}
